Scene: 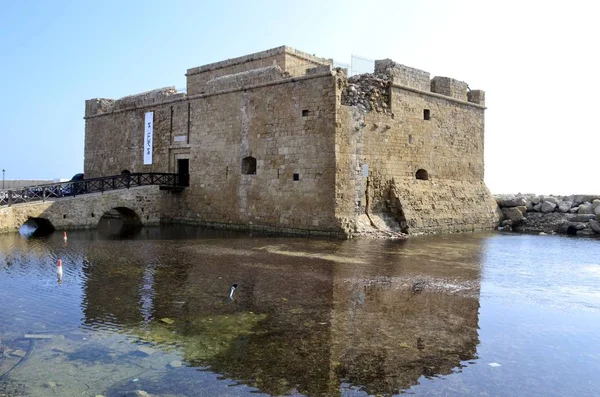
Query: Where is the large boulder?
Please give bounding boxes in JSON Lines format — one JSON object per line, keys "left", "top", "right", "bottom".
{"left": 593, "top": 199, "right": 600, "bottom": 209}
{"left": 569, "top": 195, "right": 594, "bottom": 206}
{"left": 569, "top": 214, "right": 596, "bottom": 222}
{"left": 499, "top": 196, "right": 527, "bottom": 208}
{"left": 502, "top": 207, "right": 525, "bottom": 223}
{"left": 517, "top": 205, "right": 528, "bottom": 215}
{"left": 533, "top": 203, "right": 542, "bottom": 212}
{"left": 567, "top": 195, "right": 580, "bottom": 205}
{"left": 558, "top": 201, "right": 573, "bottom": 213}
{"left": 577, "top": 229, "right": 596, "bottom": 236}
{"left": 543, "top": 196, "right": 559, "bottom": 205}
{"left": 596, "top": 206, "right": 600, "bottom": 216}
{"left": 590, "top": 219, "right": 600, "bottom": 234}
{"left": 530, "top": 196, "right": 541, "bottom": 205}
{"left": 526, "top": 200, "right": 534, "bottom": 211}
{"left": 541, "top": 201, "right": 557, "bottom": 213}
{"left": 578, "top": 203, "right": 594, "bottom": 214}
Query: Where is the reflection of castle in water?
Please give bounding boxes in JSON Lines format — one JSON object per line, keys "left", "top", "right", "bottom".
{"left": 82, "top": 235, "right": 481, "bottom": 396}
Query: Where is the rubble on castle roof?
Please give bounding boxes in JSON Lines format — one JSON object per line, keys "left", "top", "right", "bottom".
{"left": 341, "top": 73, "right": 391, "bottom": 113}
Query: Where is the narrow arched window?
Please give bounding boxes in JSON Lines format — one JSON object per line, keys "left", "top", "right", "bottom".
{"left": 241, "top": 156, "right": 257, "bottom": 175}
{"left": 121, "top": 169, "right": 131, "bottom": 175}
{"left": 415, "top": 169, "right": 429, "bottom": 180}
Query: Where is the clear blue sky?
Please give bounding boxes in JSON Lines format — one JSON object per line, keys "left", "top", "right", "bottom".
{"left": 1, "top": 0, "right": 598, "bottom": 194}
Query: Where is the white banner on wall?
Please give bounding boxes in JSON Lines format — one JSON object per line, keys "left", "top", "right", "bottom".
{"left": 144, "top": 112, "right": 154, "bottom": 165}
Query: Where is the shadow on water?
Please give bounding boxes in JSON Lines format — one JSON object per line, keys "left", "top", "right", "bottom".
{"left": 2, "top": 228, "right": 600, "bottom": 396}
{"left": 77, "top": 230, "right": 483, "bottom": 396}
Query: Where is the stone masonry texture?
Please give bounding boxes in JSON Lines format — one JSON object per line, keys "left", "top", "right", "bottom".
{"left": 81, "top": 46, "right": 498, "bottom": 237}
{"left": 0, "top": 186, "right": 163, "bottom": 234}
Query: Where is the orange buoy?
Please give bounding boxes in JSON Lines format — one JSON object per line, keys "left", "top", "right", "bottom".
{"left": 57, "top": 259, "right": 63, "bottom": 281}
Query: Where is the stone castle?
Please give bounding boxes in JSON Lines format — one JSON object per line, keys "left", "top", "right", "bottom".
{"left": 84, "top": 46, "right": 499, "bottom": 237}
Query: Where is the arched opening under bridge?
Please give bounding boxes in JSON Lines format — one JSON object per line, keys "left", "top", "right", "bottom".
{"left": 98, "top": 207, "right": 142, "bottom": 237}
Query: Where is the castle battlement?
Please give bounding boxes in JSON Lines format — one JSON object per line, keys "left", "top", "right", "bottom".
{"left": 185, "top": 46, "right": 332, "bottom": 96}
{"left": 85, "top": 87, "right": 185, "bottom": 117}
{"left": 83, "top": 45, "right": 498, "bottom": 237}
{"left": 374, "top": 59, "right": 484, "bottom": 105}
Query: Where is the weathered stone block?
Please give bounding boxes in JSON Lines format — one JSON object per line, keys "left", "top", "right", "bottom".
{"left": 497, "top": 196, "right": 527, "bottom": 207}
{"left": 375, "top": 60, "right": 430, "bottom": 91}
{"left": 502, "top": 207, "right": 524, "bottom": 222}
{"left": 431, "top": 77, "right": 468, "bottom": 101}
{"left": 578, "top": 203, "right": 594, "bottom": 214}
{"left": 541, "top": 201, "right": 557, "bottom": 213}
{"left": 558, "top": 201, "right": 573, "bottom": 213}
{"left": 467, "top": 90, "right": 485, "bottom": 106}
{"left": 589, "top": 219, "right": 600, "bottom": 233}
{"left": 569, "top": 214, "right": 596, "bottom": 222}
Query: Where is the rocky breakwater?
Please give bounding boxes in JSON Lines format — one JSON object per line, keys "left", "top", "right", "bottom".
{"left": 495, "top": 194, "right": 600, "bottom": 237}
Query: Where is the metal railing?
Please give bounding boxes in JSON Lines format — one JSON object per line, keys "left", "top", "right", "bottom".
{"left": 0, "top": 172, "right": 187, "bottom": 207}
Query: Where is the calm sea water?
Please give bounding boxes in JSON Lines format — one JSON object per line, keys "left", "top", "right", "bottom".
{"left": 0, "top": 226, "right": 599, "bottom": 396}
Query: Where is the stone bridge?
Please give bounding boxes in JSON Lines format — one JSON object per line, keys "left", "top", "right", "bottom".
{"left": 0, "top": 186, "right": 165, "bottom": 234}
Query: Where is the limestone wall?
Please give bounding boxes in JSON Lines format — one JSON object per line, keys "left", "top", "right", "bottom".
{"left": 84, "top": 65, "right": 341, "bottom": 235}
{"left": 84, "top": 93, "right": 183, "bottom": 177}
{"left": 335, "top": 72, "right": 498, "bottom": 235}
{"left": 82, "top": 46, "right": 498, "bottom": 238}
{"left": 168, "top": 72, "right": 340, "bottom": 234}
{"left": 0, "top": 186, "right": 164, "bottom": 233}
{"left": 186, "top": 46, "right": 331, "bottom": 96}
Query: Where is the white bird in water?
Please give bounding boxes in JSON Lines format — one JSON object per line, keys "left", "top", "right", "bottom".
{"left": 229, "top": 283, "right": 238, "bottom": 300}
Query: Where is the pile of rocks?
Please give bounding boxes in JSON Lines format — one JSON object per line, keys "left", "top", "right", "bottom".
{"left": 495, "top": 194, "right": 600, "bottom": 236}
{"left": 341, "top": 73, "right": 391, "bottom": 113}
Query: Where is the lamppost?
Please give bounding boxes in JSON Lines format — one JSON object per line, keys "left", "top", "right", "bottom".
{"left": 2, "top": 169, "right": 4, "bottom": 189}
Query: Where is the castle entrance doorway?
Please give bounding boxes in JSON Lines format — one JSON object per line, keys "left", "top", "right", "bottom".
{"left": 177, "top": 159, "right": 189, "bottom": 186}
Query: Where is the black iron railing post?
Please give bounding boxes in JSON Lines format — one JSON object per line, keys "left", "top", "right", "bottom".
{"left": 42, "top": 187, "right": 46, "bottom": 202}
{"left": 8, "top": 190, "right": 12, "bottom": 207}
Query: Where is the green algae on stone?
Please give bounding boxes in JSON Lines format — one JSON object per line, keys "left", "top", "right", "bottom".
{"left": 131, "top": 312, "right": 267, "bottom": 363}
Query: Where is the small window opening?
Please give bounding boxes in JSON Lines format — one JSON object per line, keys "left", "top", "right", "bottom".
{"left": 63, "top": 215, "right": 67, "bottom": 219}
{"left": 241, "top": 156, "right": 257, "bottom": 175}
{"left": 91, "top": 213, "right": 95, "bottom": 218}
{"left": 416, "top": 169, "right": 429, "bottom": 180}
{"left": 302, "top": 110, "right": 309, "bottom": 117}
{"left": 423, "top": 109, "right": 430, "bottom": 120}
{"left": 293, "top": 173, "right": 300, "bottom": 181}
{"left": 121, "top": 169, "right": 131, "bottom": 175}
